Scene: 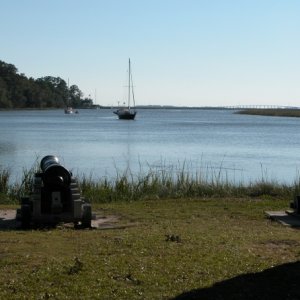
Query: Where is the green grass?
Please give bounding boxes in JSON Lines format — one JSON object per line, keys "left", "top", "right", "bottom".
{"left": 236, "top": 108, "right": 300, "bottom": 118}
{"left": 1, "top": 163, "right": 300, "bottom": 298}
{"left": 0, "top": 198, "right": 300, "bottom": 299}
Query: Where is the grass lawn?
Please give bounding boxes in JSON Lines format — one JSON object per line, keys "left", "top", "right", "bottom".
{"left": 0, "top": 198, "right": 300, "bottom": 299}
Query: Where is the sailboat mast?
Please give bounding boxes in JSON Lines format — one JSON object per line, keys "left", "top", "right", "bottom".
{"left": 67, "top": 78, "right": 70, "bottom": 106}
{"left": 128, "top": 58, "right": 131, "bottom": 110}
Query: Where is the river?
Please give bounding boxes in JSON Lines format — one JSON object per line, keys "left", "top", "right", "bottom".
{"left": 1, "top": 108, "right": 299, "bottom": 184}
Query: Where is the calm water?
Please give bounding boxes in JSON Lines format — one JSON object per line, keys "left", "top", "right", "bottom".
{"left": 1, "top": 109, "right": 300, "bottom": 184}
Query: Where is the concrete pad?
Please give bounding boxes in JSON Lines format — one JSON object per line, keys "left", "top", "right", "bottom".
{"left": 265, "top": 211, "right": 300, "bottom": 227}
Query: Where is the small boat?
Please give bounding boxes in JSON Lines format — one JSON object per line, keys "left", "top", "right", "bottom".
{"left": 64, "top": 107, "right": 74, "bottom": 114}
{"left": 64, "top": 79, "right": 79, "bottom": 114}
{"left": 114, "top": 58, "right": 137, "bottom": 120}
{"left": 64, "top": 107, "right": 79, "bottom": 114}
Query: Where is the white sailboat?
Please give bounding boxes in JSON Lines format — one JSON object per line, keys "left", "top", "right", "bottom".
{"left": 64, "top": 78, "right": 78, "bottom": 114}
{"left": 114, "top": 58, "right": 137, "bottom": 120}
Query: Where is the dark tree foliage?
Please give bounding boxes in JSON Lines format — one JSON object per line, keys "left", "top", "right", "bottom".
{"left": 0, "top": 60, "right": 93, "bottom": 109}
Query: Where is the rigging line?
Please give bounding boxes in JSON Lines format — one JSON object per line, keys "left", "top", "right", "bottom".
{"left": 128, "top": 58, "right": 131, "bottom": 109}
{"left": 130, "top": 69, "right": 135, "bottom": 108}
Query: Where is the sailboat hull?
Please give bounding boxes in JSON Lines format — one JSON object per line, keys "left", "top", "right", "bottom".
{"left": 114, "top": 59, "right": 137, "bottom": 120}
{"left": 114, "top": 109, "right": 136, "bottom": 120}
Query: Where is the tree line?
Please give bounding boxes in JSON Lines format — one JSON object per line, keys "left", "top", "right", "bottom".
{"left": 0, "top": 60, "right": 94, "bottom": 109}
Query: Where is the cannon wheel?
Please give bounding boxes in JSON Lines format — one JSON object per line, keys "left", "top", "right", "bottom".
{"left": 82, "top": 204, "right": 92, "bottom": 228}
{"left": 21, "top": 204, "right": 31, "bottom": 229}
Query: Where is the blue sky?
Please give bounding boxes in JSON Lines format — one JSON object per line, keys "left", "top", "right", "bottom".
{"left": 1, "top": 0, "right": 300, "bottom": 107}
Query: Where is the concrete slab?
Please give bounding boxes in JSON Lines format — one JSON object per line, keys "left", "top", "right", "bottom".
{"left": 265, "top": 211, "right": 300, "bottom": 227}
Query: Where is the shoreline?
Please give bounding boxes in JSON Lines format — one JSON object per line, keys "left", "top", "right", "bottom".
{"left": 1, "top": 164, "right": 297, "bottom": 204}
{"left": 0, "top": 106, "right": 233, "bottom": 111}
{"left": 236, "top": 108, "right": 300, "bottom": 118}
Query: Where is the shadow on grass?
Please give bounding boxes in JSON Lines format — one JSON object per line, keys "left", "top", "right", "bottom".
{"left": 0, "top": 209, "right": 63, "bottom": 231}
{"left": 173, "top": 261, "right": 300, "bottom": 300}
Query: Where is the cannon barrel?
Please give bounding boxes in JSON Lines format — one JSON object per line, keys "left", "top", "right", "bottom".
{"left": 18, "top": 155, "right": 92, "bottom": 228}
{"left": 40, "top": 155, "right": 71, "bottom": 187}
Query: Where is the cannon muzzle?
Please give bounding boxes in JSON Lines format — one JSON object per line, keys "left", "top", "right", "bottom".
{"left": 40, "top": 155, "right": 71, "bottom": 187}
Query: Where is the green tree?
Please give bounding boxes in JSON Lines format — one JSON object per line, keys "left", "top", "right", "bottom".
{"left": 0, "top": 60, "right": 93, "bottom": 109}
{"left": 69, "top": 84, "right": 83, "bottom": 107}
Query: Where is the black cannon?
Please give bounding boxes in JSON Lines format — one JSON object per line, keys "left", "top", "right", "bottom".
{"left": 17, "top": 155, "right": 92, "bottom": 228}
{"left": 290, "top": 196, "right": 300, "bottom": 215}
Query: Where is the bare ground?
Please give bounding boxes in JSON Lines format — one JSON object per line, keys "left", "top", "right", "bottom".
{"left": 0, "top": 209, "right": 124, "bottom": 230}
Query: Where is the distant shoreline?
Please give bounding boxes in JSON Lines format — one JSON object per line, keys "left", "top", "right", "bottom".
{"left": 0, "top": 106, "right": 233, "bottom": 111}
{"left": 236, "top": 108, "right": 300, "bottom": 118}
{"left": 2, "top": 107, "right": 300, "bottom": 115}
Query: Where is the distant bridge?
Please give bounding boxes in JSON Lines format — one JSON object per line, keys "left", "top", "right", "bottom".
{"left": 223, "top": 105, "right": 300, "bottom": 110}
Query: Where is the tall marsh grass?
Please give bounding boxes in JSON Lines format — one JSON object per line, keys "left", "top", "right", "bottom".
{"left": 0, "top": 163, "right": 297, "bottom": 204}
{"left": 78, "top": 165, "right": 295, "bottom": 203}
{"left": 0, "top": 162, "right": 39, "bottom": 204}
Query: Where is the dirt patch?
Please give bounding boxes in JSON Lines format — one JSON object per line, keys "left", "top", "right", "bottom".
{"left": 0, "top": 209, "right": 17, "bottom": 229}
{"left": 0, "top": 209, "right": 127, "bottom": 230}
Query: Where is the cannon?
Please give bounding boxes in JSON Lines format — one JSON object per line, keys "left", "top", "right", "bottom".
{"left": 17, "top": 155, "right": 92, "bottom": 228}
{"left": 290, "top": 196, "right": 300, "bottom": 215}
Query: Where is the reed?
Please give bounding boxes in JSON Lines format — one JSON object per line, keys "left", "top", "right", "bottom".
{"left": 0, "top": 168, "right": 10, "bottom": 192}
{"left": 78, "top": 164, "right": 295, "bottom": 203}
{"left": 0, "top": 163, "right": 298, "bottom": 204}
{"left": 0, "top": 161, "right": 39, "bottom": 204}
